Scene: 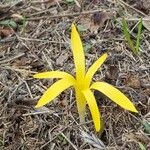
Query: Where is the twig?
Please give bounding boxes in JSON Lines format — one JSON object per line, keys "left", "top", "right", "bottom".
{"left": 40, "top": 126, "right": 70, "bottom": 149}
{"left": 18, "top": 37, "right": 69, "bottom": 44}
{"left": 0, "top": 53, "right": 25, "bottom": 64}
{"left": 117, "top": 18, "right": 150, "bottom": 21}
{"left": 0, "top": 37, "right": 17, "bottom": 43}
{"left": 1, "top": 66, "right": 37, "bottom": 74}
{"left": 27, "top": 9, "right": 113, "bottom": 21}
{"left": 0, "top": 0, "right": 24, "bottom": 18}
{"left": 28, "top": 7, "right": 58, "bottom": 17}
{"left": 0, "top": 81, "right": 23, "bottom": 116}
{"left": 42, "top": 51, "right": 54, "bottom": 70}
{"left": 24, "top": 81, "right": 33, "bottom": 99}
{"left": 61, "top": 133, "right": 78, "bottom": 150}
{"left": 118, "top": 0, "right": 147, "bottom": 17}
{"left": 22, "top": 110, "right": 54, "bottom": 117}
{"left": 27, "top": 12, "right": 150, "bottom": 22}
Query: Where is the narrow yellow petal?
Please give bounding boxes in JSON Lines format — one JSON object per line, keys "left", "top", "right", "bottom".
{"left": 33, "top": 71, "right": 74, "bottom": 79}
{"left": 85, "top": 53, "right": 108, "bottom": 87}
{"left": 82, "top": 89, "right": 101, "bottom": 132}
{"left": 35, "top": 78, "right": 75, "bottom": 108}
{"left": 75, "top": 88, "right": 86, "bottom": 123}
{"left": 71, "top": 23, "right": 85, "bottom": 81}
{"left": 90, "top": 82, "right": 138, "bottom": 113}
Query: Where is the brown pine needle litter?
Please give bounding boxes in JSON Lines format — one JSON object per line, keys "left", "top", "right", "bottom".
{"left": 0, "top": 0, "right": 149, "bottom": 149}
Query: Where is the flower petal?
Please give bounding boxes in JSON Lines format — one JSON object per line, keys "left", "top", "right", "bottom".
{"left": 33, "top": 71, "right": 74, "bottom": 80}
{"left": 85, "top": 53, "right": 107, "bottom": 87}
{"left": 75, "top": 88, "right": 86, "bottom": 123}
{"left": 71, "top": 24, "right": 85, "bottom": 81}
{"left": 35, "top": 78, "right": 75, "bottom": 108}
{"left": 90, "top": 82, "right": 138, "bottom": 113}
{"left": 82, "top": 89, "right": 101, "bottom": 132}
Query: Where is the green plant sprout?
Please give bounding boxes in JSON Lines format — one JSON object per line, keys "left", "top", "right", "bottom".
{"left": 33, "top": 24, "right": 138, "bottom": 132}
{"left": 122, "top": 18, "right": 142, "bottom": 54}
{"left": 0, "top": 19, "right": 17, "bottom": 29}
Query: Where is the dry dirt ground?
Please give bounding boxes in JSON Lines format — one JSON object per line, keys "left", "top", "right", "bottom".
{"left": 0, "top": 0, "right": 150, "bottom": 150}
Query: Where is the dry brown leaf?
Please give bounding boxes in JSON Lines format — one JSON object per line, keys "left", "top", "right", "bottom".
{"left": 0, "top": 28, "right": 15, "bottom": 38}
{"left": 106, "top": 65, "right": 119, "bottom": 81}
{"left": 125, "top": 74, "right": 141, "bottom": 88}
{"left": 143, "top": 88, "right": 150, "bottom": 96}
{"left": 80, "top": 11, "right": 116, "bottom": 33}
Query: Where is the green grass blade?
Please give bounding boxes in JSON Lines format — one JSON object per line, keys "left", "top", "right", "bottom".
{"left": 135, "top": 18, "right": 142, "bottom": 53}
{"left": 122, "top": 18, "right": 135, "bottom": 53}
{"left": 138, "top": 142, "right": 146, "bottom": 150}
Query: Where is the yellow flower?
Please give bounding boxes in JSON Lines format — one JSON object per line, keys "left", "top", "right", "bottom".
{"left": 33, "top": 24, "right": 138, "bottom": 132}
